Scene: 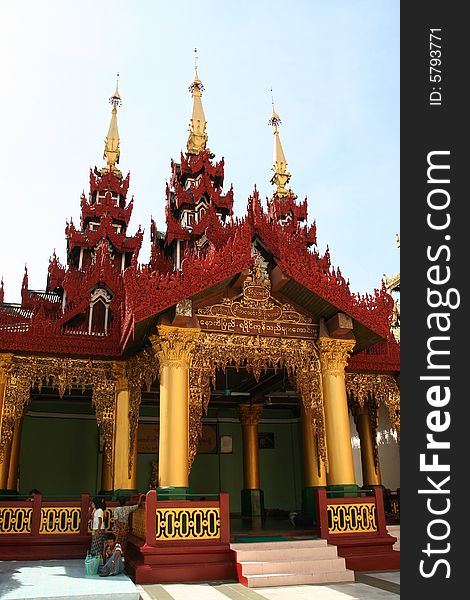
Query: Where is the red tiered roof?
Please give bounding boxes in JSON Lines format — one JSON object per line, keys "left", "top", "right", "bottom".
{"left": 0, "top": 120, "right": 398, "bottom": 372}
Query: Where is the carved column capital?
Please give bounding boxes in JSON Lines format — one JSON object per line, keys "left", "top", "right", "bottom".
{"left": 237, "top": 403, "right": 264, "bottom": 426}
{"left": 317, "top": 337, "right": 355, "bottom": 377}
{"left": 0, "top": 354, "right": 13, "bottom": 385}
{"left": 150, "top": 325, "right": 200, "bottom": 369}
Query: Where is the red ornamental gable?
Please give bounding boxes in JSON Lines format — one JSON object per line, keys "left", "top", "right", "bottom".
{"left": 125, "top": 196, "right": 394, "bottom": 341}
{"left": 0, "top": 130, "right": 395, "bottom": 363}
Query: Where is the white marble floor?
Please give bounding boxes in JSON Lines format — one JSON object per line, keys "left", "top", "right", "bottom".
{"left": 0, "top": 559, "right": 140, "bottom": 600}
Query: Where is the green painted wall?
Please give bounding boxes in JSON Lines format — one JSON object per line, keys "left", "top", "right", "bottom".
{"left": 17, "top": 402, "right": 304, "bottom": 513}
{"left": 19, "top": 414, "right": 99, "bottom": 497}
{"left": 189, "top": 409, "right": 303, "bottom": 513}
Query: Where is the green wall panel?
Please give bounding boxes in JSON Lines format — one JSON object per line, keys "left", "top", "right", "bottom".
{"left": 19, "top": 415, "right": 99, "bottom": 497}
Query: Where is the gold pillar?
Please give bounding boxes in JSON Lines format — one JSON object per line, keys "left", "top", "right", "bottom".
{"left": 237, "top": 403, "right": 264, "bottom": 489}
{"left": 300, "top": 403, "right": 326, "bottom": 486}
{"left": 112, "top": 362, "right": 137, "bottom": 491}
{"left": 101, "top": 442, "right": 114, "bottom": 491}
{"left": 318, "top": 336, "right": 356, "bottom": 486}
{"left": 0, "top": 439, "right": 12, "bottom": 488}
{"left": 7, "top": 417, "right": 23, "bottom": 491}
{"left": 151, "top": 326, "right": 200, "bottom": 489}
{"left": 0, "top": 354, "right": 13, "bottom": 489}
{"left": 354, "top": 403, "right": 381, "bottom": 486}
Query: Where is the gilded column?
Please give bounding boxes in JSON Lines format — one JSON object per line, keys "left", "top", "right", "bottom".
{"left": 318, "top": 336, "right": 357, "bottom": 493}
{"left": 151, "top": 326, "right": 200, "bottom": 494}
{"left": 237, "top": 403, "right": 264, "bottom": 518}
{"left": 6, "top": 417, "right": 23, "bottom": 491}
{"left": 101, "top": 442, "right": 114, "bottom": 492}
{"left": 112, "top": 361, "right": 137, "bottom": 493}
{"left": 0, "top": 354, "right": 13, "bottom": 490}
{"left": 353, "top": 402, "right": 382, "bottom": 486}
{"left": 300, "top": 403, "right": 326, "bottom": 521}
{"left": 300, "top": 403, "right": 326, "bottom": 487}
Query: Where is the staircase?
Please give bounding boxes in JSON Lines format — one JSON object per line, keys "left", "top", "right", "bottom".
{"left": 231, "top": 538, "right": 355, "bottom": 587}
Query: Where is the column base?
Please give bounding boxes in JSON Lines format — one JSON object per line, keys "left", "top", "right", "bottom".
{"left": 157, "top": 487, "right": 191, "bottom": 500}
{"left": 112, "top": 489, "right": 139, "bottom": 500}
{"left": 0, "top": 489, "right": 19, "bottom": 497}
{"left": 301, "top": 486, "right": 326, "bottom": 524}
{"left": 327, "top": 484, "right": 361, "bottom": 498}
{"left": 241, "top": 489, "right": 264, "bottom": 519}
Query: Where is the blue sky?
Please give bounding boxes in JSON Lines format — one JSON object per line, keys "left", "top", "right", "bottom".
{"left": 0, "top": 0, "right": 399, "bottom": 304}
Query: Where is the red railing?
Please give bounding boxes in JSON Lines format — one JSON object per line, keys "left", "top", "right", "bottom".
{"left": 131, "top": 490, "right": 231, "bottom": 547}
{"left": 0, "top": 493, "right": 122, "bottom": 559}
{"left": 315, "top": 486, "right": 389, "bottom": 539}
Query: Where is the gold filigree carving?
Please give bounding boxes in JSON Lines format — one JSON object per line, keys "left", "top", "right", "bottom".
{"left": 236, "top": 403, "right": 264, "bottom": 426}
{"left": 0, "top": 356, "right": 116, "bottom": 465}
{"left": 125, "top": 349, "right": 159, "bottom": 477}
{"left": 291, "top": 366, "right": 327, "bottom": 470}
{"left": 346, "top": 372, "right": 400, "bottom": 444}
{"left": 318, "top": 337, "right": 356, "bottom": 377}
{"left": 0, "top": 354, "right": 13, "bottom": 386}
{"left": 188, "top": 332, "right": 327, "bottom": 469}
{"left": 151, "top": 326, "right": 200, "bottom": 371}
{"left": 196, "top": 260, "right": 317, "bottom": 339}
{"left": 347, "top": 391, "right": 380, "bottom": 471}
{"left": 189, "top": 365, "right": 212, "bottom": 470}
{"left": 327, "top": 502, "right": 377, "bottom": 534}
{"left": 156, "top": 506, "right": 220, "bottom": 541}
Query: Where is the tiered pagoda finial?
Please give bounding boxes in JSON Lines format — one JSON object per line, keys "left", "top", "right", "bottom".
{"left": 268, "top": 93, "right": 292, "bottom": 198}
{"left": 187, "top": 49, "right": 208, "bottom": 155}
{"left": 102, "top": 74, "right": 122, "bottom": 177}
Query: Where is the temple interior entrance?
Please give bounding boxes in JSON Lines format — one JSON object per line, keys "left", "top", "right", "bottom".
{"left": 136, "top": 365, "right": 305, "bottom": 516}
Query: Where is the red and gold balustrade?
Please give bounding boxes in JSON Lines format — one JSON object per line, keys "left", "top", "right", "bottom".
{"left": 315, "top": 485, "right": 399, "bottom": 571}
{"left": 0, "top": 493, "right": 120, "bottom": 560}
{"left": 126, "top": 490, "right": 234, "bottom": 584}
{"left": 129, "top": 490, "right": 230, "bottom": 546}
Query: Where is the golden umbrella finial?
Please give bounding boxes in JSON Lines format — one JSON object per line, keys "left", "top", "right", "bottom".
{"left": 102, "top": 73, "right": 122, "bottom": 176}
{"left": 268, "top": 90, "right": 291, "bottom": 197}
{"left": 187, "top": 49, "right": 208, "bottom": 155}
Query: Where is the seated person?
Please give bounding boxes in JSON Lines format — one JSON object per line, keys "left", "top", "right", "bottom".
{"left": 99, "top": 532, "right": 124, "bottom": 577}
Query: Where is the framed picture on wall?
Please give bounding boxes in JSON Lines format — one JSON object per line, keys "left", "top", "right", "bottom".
{"left": 197, "top": 424, "right": 218, "bottom": 454}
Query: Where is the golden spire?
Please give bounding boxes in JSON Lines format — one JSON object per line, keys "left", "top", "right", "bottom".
{"left": 268, "top": 91, "right": 291, "bottom": 197}
{"left": 187, "top": 48, "right": 208, "bottom": 155}
{"left": 102, "top": 73, "right": 122, "bottom": 176}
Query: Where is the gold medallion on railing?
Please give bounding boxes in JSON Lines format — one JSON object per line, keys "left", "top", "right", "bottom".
{"left": 327, "top": 503, "right": 377, "bottom": 534}
{"left": 39, "top": 507, "right": 81, "bottom": 534}
{"left": 156, "top": 507, "right": 220, "bottom": 541}
{"left": 0, "top": 507, "right": 32, "bottom": 534}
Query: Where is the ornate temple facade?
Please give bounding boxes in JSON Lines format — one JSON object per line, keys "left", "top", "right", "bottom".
{"left": 0, "top": 67, "right": 400, "bottom": 580}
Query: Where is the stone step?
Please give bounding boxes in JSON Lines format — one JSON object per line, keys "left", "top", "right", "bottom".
{"left": 233, "top": 544, "right": 339, "bottom": 562}
{"left": 243, "top": 570, "right": 355, "bottom": 587}
{"left": 239, "top": 556, "right": 347, "bottom": 575}
{"left": 231, "top": 538, "right": 355, "bottom": 588}
{"left": 387, "top": 525, "right": 400, "bottom": 550}
{"left": 230, "top": 538, "right": 327, "bottom": 552}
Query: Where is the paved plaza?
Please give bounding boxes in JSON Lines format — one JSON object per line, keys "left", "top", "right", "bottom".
{"left": 0, "top": 559, "right": 399, "bottom": 600}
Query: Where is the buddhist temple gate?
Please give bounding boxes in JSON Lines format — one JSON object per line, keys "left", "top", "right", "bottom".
{"left": 0, "top": 62, "right": 400, "bottom": 582}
